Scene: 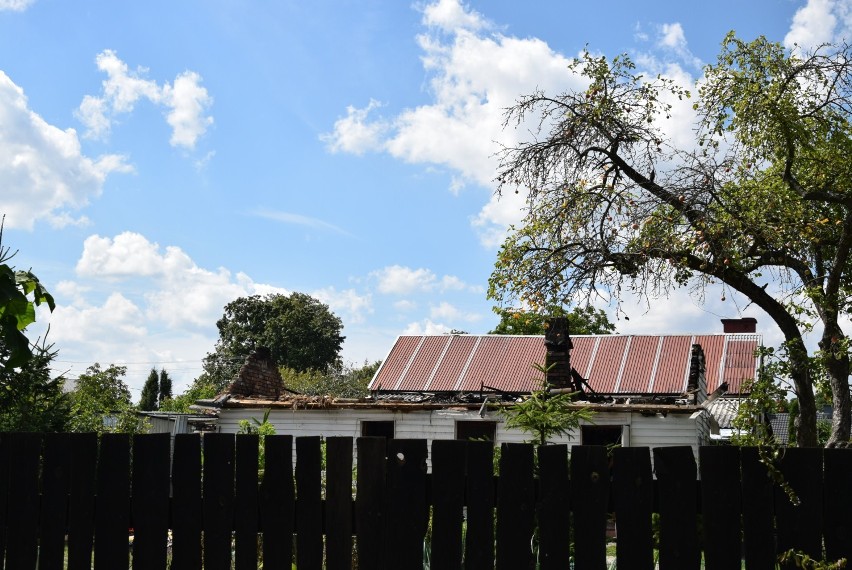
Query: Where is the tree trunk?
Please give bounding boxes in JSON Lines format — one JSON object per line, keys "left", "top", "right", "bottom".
{"left": 786, "top": 337, "right": 818, "bottom": 447}
{"left": 820, "top": 329, "right": 851, "bottom": 447}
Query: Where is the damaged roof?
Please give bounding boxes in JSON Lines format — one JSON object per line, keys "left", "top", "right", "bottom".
{"left": 370, "top": 333, "right": 761, "bottom": 396}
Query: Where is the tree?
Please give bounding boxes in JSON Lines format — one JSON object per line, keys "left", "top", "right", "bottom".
{"left": 201, "top": 293, "right": 345, "bottom": 391}
{"left": 139, "top": 368, "right": 159, "bottom": 411}
{"left": 490, "top": 305, "right": 615, "bottom": 335}
{"left": 281, "top": 360, "right": 381, "bottom": 398}
{"left": 68, "top": 363, "right": 147, "bottom": 433}
{"left": 0, "top": 342, "right": 69, "bottom": 432}
{"left": 489, "top": 34, "right": 852, "bottom": 447}
{"left": 159, "top": 375, "right": 218, "bottom": 413}
{"left": 0, "top": 220, "right": 55, "bottom": 370}
{"left": 158, "top": 369, "right": 172, "bottom": 406}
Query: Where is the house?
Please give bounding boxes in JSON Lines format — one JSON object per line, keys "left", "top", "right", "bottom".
{"left": 207, "top": 318, "right": 761, "bottom": 460}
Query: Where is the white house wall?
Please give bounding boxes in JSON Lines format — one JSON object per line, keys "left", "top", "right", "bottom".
{"left": 218, "top": 407, "right": 707, "bottom": 464}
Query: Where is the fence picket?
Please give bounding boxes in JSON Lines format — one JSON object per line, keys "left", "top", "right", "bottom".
{"left": 296, "top": 436, "right": 323, "bottom": 570}
{"left": 171, "top": 434, "right": 202, "bottom": 570}
{"left": 654, "top": 446, "right": 699, "bottom": 570}
{"left": 38, "top": 433, "right": 71, "bottom": 570}
{"left": 384, "top": 438, "right": 429, "bottom": 570}
{"left": 131, "top": 433, "right": 171, "bottom": 570}
{"left": 326, "top": 436, "right": 354, "bottom": 570}
{"left": 355, "top": 437, "right": 386, "bottom": 570}
{"left": 94, "top": 433, "right": 130, "bottom": 570}
{"left": 824, "top": 448, "right": 852, "bottom": 563}
{"left": 4, "top": 433, "right": 41, "bottom": 569}
{"left": 67, "top": 433, "right": 98, "bottom": 570}
{"left": 698, "top": 445, "right": 742, "bottom": 570}
{"left": 464, "top": 439, "right": 494, "bottom": 570}
{"left": 234, "top": 434, "right": 259, "bottom": 570}
{"left": 570, "top": 445, "right": 609, "bottom": 570}
{"left": 260, "top": 435, "right": 294, "bottom": 568}
{"left": 495, "top": 442, "right": 535, "bottom": 570}
{"left": 430, "top": 439, "right": 467, "bottom": 570}
{"left": 537, "top": 444, "right": 570, "bottom": 570}
{"left": 612, "top": 446, "right": 654, "bottom": 570}
{"left": 775, "top": 447, "right": 824, "bottom": 567}
{"left": 203, "top": 433, "right": 235, "bottom": 570}
{"left": 740, "top": 447, "right": 775, "bottom": 570}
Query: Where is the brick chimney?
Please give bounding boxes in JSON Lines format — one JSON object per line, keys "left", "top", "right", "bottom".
{"left": 223, "top": 347, "right": 284, "bottom": 399}
{"left": 686, "top": 344, "right": 707, "bottom": 404}
{"left": 721, "top": 317, "right": 757, "bottom": 333}
{"left": 544, "top": 317, "right": 572, "bottom": 389}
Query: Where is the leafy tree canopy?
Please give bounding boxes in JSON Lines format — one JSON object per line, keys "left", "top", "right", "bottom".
{"left": 68, "top": 363, "right": 148, "bottom": 433}
{"left": 0, "top": 342, "right": 69, "bottom": 432}
{"left": 489, "top": 34, "right": 852, "bottom": 447}
{"left": 0, "top": 222, "right": 55, "bottom": 370}
{"left": 282, "top": 360, "right": 381, "bottom": 399}
{"left": 200, "top": 292, "right": 345, "bottom": 392}
{"left": 139, "top": 368, "right": 159, "bottom": 411}
{"left": 490, "top": 305, "right": 615, "bottom": 335}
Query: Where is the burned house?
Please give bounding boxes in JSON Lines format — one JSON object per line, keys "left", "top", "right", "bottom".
{"left": 207, "top": 318, "right": 761, "bottom": 458}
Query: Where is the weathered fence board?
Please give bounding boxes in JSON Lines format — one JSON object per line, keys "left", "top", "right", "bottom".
{"left": 699, "top": 445, "right": 742, "bottom": 570}
{"left": 2, "top": 434, "right": 852, "bottom": 570}
{"left": 326, "top": 436, "right": 354, "bottom": 570}
{"left": 570, "top": 444, "right": 610, "bottom": 570}
{"left": 260, "top": 435, "right": 294, "bottom": 568}
{"left": 131, "top": 433, "right": 171, "bottom": 570}
{"left": 613, "top": 446, "right": 654, "bottom": 570}
{"left": 430, "top": 439, "right": 466, "bottom": 570}
{"left": 171, "top": 433, "right": 202, "bottom": 570}
{"left": 496, "top": 442, "right": 535, "bottom": 570}
{"left": 654, "top": 446, "right": 699, "bottom": 570}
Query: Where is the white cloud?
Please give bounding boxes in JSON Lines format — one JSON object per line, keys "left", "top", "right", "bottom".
{"left": 321, "top": 99, "right": 388, "bottom": 155}
{"left": 251, "top": 209, "right": 352, "bottom": 236}
{"left": 374, "top": 265, "right": 437, "bottom": 294}
{"left": 0, "top": 0, "right": 34, "bottom": 11}
{"left": 421, "top": 0, "right": 488, "bottom": 33}
{"left": 429, "top": 301, "right": 482, "bottom": 323}
{"left": 77, "top": 50, "right": 213, "bottom": 150}
{"left": 785, "top": 0, "right": 840, "bottom": 50}
{"left": 657, "top": 23, "right": 702, "bottom": 69}
{"left": 312, "top": 286, "right": 373, "bottom": 324}
{"left": 0, "top": 71, "right": 131, "bottom": 230}
{"left": 403, "top": 318, "right": 453, "bottom": 335}
{"left": 50, "top": 292, "right": 147, "bottom": 344}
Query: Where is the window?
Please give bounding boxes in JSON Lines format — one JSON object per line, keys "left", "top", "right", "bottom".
{"left": 456, "top": 420, "right": 497, "bottom": 442}
{"left": 361, "top": 420, "right": 394, "bottom": 439}
{"left": 581, "top": 425, "right": 623, "bottom": 447}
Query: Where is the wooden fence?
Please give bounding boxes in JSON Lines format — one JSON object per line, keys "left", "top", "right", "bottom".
{"left": 1, "top": 432, "right": 851, "bottom": 570}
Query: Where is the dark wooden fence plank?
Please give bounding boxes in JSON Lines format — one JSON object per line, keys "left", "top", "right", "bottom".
{"left": 234, "top": 434, "right": 259, "bottom": 570}
{"left": 570, "top": 445, "right": 610, "bottom": 570}
{"left": 94, "top": 433, "right": 130, "bottom": 570}
{"left": 172, "top": 434, "right": 202, "bottom": 570}
{"left": 824, "top": 448, "right": 852, "bottom": 563}
{"left": 775, "top": 447, "right": 823, "bottom": 567}
{"left": 261, "top": 435, "right": 294, "bottom": 568}
{"left": 131, "top": 433, "right": 171, "bottom": 570}
{"left": 464, "top": 440, "right": 495, "bottom": 570}
{"left": 38, "top": 433, "right": 71, "bottom": 570}
{"left": 296, "top": 436, "right": 323, "bottom": 570}
{"left": 698, "top": 445, "right": 742, "bottom": 570}
{"left": 740, "top": 447, "right": 775, "bottom": 570}
{"left": 383, "top": 438, "right": 429, "bottom": 570}
{"left": 612, "top": 446, "right": 654, "bottom": 570}
{"left": 326, "top": 436, "right": 354, "bottom": 570}
{"left": 4, "top": 433, "right": 41, "bottom": 569}
{"left": 67, "top": 433, "right": 98, "bottom": 570}
{"left": 0, "top": 434, "right": 8, "bottom": 570}
{"left": 537, "top": 444, "right": 570, "bottom": 570}
{"left": 356, "top": 437, "right": 386, "bottom": 570}
{"left": 430, "top": 439, "right": 466, "bottom": 570}
{"left": 495, "top": 442, "right": 535, "bottom": 570}
{"left": 203, "top": 433, "right": 235, "bottom": 570}
{"left": 654, "top": 446, "right": 700, "bottom": 570}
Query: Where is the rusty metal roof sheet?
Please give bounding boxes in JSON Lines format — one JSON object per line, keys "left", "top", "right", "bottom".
{"left": 370, "top": 333, "right": 761, "bottom": 396}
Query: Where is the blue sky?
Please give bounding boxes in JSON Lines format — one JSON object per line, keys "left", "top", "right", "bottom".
{"left": 0, "top": 0, "right": 840, "bottom": 396}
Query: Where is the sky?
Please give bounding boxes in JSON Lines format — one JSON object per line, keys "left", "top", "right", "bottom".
{"left": 0, "top": 0, "right": 844, "bottom": 397}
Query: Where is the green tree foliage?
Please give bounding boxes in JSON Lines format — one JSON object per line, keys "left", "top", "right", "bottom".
{"left": 0, "top": 343, "right": 69, "bottom": 432}
{"left": 159, "top": 376, "right": 218, "bottom": 413}
{"left": 501, "top": 363, "right": 595, "bottom": 446}
{"left": 489, "top": 35, "right": 852, "bottom": 446}
{"left": 68, "top": 363, "right": 148, "bottom": 434}
{"left": 200, "top": 293, "right": 345, "bottom": 392}
{"left": 281, "top": 360, "right": 381, "bottom": 398}
{"left": 490, "top": 305, "right": 615, "bottom": 335}
{"left": 158, "top": 369, "right": 172, "bottom": 406}
{"left": 139, "top": 368, "right": 159, "bottom": 411}
{"left": 0, "top": 222, "right": 55, "bottom": 370}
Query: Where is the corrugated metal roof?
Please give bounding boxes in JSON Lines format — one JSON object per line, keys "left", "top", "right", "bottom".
{"left": 370, "top": 333, "right": 761, "bottom": 396}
